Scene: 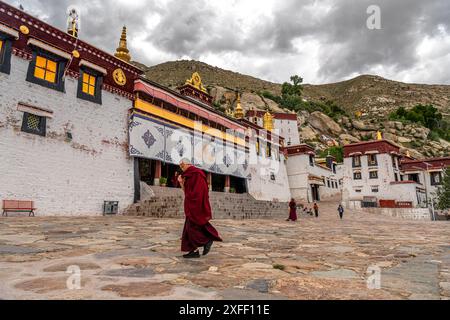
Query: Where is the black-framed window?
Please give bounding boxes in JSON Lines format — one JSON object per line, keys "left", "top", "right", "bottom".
{"left": 368, "top": 154, "right": 378, "bottom": 166}
{"left": 430, "top": 172, "right": 442, "bottom": 186}
{"left": 21, "top": 112, "right": 46, "bottom": 137}
{"left": 309, "top": 155, "right": 315, "bottom": 166}
{"left": 26, "top": 47, "right": 67, "bottom": 92}
{"left": 369, "top": 171, "right": 378, "bottom": 179}
{"left": 353, "top": 171, "right": 362, "bottom": 180}
{"left": 371, "top": 186, "right": 379, "bottom": 193}
{"left": 392, "top": 155, "right": 398, "bottom": 169}
{"left": 77, "top": 67, "right": 103, "bottom": 104}
{"left": 266, "top": 142, "right": 272, "bottom": 158}
{"left": 352, "top": 155, "right": 361, "bottom": 168}
{"left": 0, "top": 33, "right": 13, "bottom": 74}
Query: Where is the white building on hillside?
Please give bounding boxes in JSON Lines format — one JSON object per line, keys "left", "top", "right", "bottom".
{"left": 285, "top": 144, "right": 342, "bottom": 203}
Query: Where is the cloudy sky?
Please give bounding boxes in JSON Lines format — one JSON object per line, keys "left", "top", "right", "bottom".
{"left": 5, "top": 0, "right": 450, "bottom": 85}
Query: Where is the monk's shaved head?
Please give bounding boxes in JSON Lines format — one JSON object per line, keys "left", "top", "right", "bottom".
{"left": 179, "top": 158, "right": 192, "bottom": 172}
{"left": 180, "top": 158, "right": 192, "bottom": 165}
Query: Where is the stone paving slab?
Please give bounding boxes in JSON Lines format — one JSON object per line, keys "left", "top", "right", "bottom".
{"left": 0, "top": 204, "right": 449, "bottom": 300}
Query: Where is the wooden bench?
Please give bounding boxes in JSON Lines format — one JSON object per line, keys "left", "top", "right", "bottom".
{"left": 2, "top": 200, "right": 36, "bottom": 217}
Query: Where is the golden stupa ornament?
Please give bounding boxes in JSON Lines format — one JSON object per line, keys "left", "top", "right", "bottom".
{"left": 113, "top": 68, "right": 127, "bottom": 86}
{"left": 114, "top": 26, "right": 131, "bottom": 62}
{"left": 263, "top": 110, "right": 274, "bottom": 131}
{"left": 185, "top": 72, "right": 207, "bottom": 93}
{"left": 233, "top": 93, "right": 244, "bottom": 119}
{"left": 376, "top": 131, "right": 383, "bottom": 140}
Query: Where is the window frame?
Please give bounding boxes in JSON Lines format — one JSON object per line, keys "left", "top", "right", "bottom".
{"left": 353, "top": 171, "right": 362, "bottom": 180}
{"left": 368, "top": 154, "right": 378, "bottom": 167}
{"left": 369, "top": 170, "right": 379, "bottom": 179}
{"left": 430, "top": 172, "right": 442, "bottom": 186}
{"left": 21, "top": 112, "right": 47, "bottom": 137}
{"left": 0, "top": 32, "right": 13, "bottom": 74}
{"left": 77, "top": 67, "right": 103, "bottom": 104}
{"left": 352, "top": 155, "right": 361, "bottom": 168}
{"left": 26, "top": 47, "right": 67, "bottom": 92}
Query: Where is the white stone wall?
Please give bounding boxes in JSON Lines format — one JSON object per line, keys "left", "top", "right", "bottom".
{"left": 342, "top": 153, "right": 420, "bottom": 208}
{"left": 249, "top": 116, "right": 299, "bottom": 146}
{"left": 286, "top": 154, "right": 342, "bottom": 203}
{"left": 363, "top": 207, "right": 431, "bottom": 221}
{"left": 0, "top": 56, "right": 134, "bottom": 216}
{"left": 247, "top": 143, "right": 291, "bottom": 202}
{"left": 274, "top": 119, "right": 300, "bottom": 146}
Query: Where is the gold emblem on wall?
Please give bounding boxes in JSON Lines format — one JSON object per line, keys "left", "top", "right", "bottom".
{"left": 72, "top": 50, "right": 80, "bottom": 58}
{"left": 20, "top": 25, "right": 30, "bottom": 35}
{"left": 113, "top": 68, "right": 127, "bottom": 86}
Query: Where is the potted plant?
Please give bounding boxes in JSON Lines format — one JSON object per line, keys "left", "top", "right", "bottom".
{"left": 229, "top": 187, "right": 236, "bottom": 193}
{"left": 159, "top": 177, "right": 167, "bottom": 187}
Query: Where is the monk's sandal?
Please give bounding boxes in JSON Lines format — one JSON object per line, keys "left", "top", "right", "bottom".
{"left": 183, "top": 251, "right": 200, "bottom": 259}
{"left": 203, "top": 241, "right": 213, "bottom": 256}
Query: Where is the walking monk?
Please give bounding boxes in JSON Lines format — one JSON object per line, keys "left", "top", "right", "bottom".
{"left": 178, "top": 158, "right": 222, "bottom": 259}
{"left": 286, "top": 198, "right": 298, "bottom": 222}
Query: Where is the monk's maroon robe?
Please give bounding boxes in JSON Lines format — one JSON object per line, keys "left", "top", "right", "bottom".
{"left": 288, "top": 201, "right": 297, "bottom": 221}
{"left": 181, "top": 166, "right": 222, "bottom": 252}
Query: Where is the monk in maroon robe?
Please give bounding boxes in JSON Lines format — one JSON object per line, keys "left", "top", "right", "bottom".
{"left": 178, "top": 159, "right": 222, "bottom": 258}
{"left": 287, "top": 198, "right": 298, "bottom": 222}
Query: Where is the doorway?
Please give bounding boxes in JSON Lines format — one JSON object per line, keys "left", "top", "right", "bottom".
{"left": 311, "top": 184, "right": 320, "bottom": 202}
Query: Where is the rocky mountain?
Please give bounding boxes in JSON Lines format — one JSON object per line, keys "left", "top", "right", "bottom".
{"left": 137, "top": 60, "right": 450, "bottom": 159}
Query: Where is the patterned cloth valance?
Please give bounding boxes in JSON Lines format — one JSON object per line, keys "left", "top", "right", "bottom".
{"left": 129, "top": 113, "right": 249, "bottom": 178}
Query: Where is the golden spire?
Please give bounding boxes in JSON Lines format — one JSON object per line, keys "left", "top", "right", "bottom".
{"left": 376, "top": 131, "right": 383, "bottom": 140}
{"left": 115, "top": 26, "right": 131, "bottom": 62}
{"left": 234, "top": 92, "right": 244, "bottom": 119}
{"left": 263, "top": 110, "right": 274, "bottom": 131}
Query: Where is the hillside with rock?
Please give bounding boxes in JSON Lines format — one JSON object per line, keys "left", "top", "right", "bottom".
{"left": 137, "top": 60, "right": 450, "bottom": 159}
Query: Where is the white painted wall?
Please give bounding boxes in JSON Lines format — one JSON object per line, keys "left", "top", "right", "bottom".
{"left": 342, "top": 153, "right": 421, "bottom": 209}
{"left": 286, "top": 154, "right": 341, "bottom": 203}
{"left": 247, "top": 143, "right": 291, "bottom": 202}
{"left": 274, "top": 119, "right": 300, "bottom": 146}
{"left": 0, "top": 56, "right": 134, "bottom": 216}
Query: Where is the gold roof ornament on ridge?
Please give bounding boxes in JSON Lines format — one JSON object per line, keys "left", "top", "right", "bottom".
{"left": 233, "top": 92, "right": 244, "bottom": 119}
{"left": 114, "top": 26, "right": 131, "bottom": 62}
{"left": 185, "top": 72, "right": 207, "bottom": 93}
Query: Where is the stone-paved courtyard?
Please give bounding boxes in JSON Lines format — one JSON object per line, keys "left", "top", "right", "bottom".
{"left": 0, "top": 204, "right": 449, "bottom": 300}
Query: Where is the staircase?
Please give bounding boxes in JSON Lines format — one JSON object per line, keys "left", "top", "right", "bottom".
{"left": 124, "top": 184, "right": 289, "bottom": 219}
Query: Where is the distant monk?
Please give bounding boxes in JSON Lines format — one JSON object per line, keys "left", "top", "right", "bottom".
{"left": 286, "top": 198, "right": 298, "bottom": 222}
{"left": 178, "top": 158, "right": 222, "bottom": 259}
{"left": 313, "top": 202, "right": 319, "bottom": 218}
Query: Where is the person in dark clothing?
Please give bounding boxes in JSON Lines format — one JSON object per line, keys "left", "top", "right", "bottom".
{"left": 313, "top": 202, "right": 319, "bottom": 218}
{"left": 178, "top": 159, "right": 222, "bottom": 259}
{"left": 338, "top": 204, "right": 344, "bottom": 220}
{"left": 171, "top": 171, "right": 181, "bottom": 188}
{"left": 286, "top": 198, "right": 298, "bottom": 222}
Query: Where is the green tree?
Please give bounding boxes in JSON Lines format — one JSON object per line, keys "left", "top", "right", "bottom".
{"left": 436, "top": 168, "right": 450, "bottom": 210}
{"left": 319, "top": 146, "right": 344, "bottom": 163}
{"left": 281, "top": 75, "right": 303, "bottom": 97}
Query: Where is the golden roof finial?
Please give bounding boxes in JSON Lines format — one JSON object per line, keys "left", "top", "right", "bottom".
{"left": 185, "top": 72, "right": 207, "bottom": 93}
{"left": 115, "top": 26, "right": 131, "bottom": 62}
{"left": 234, "top": 92, "right": 244, "bottom": 119}
{"left": 376, "top": 131, "right": 383, "bottom": 140}
{"left": 263, "top": 110, "right": 274, "bottom": 131}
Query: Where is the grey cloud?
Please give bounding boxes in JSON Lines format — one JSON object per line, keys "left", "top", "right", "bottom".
{"left": 4, "top": 0, "right": 450, "bottom": 84}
